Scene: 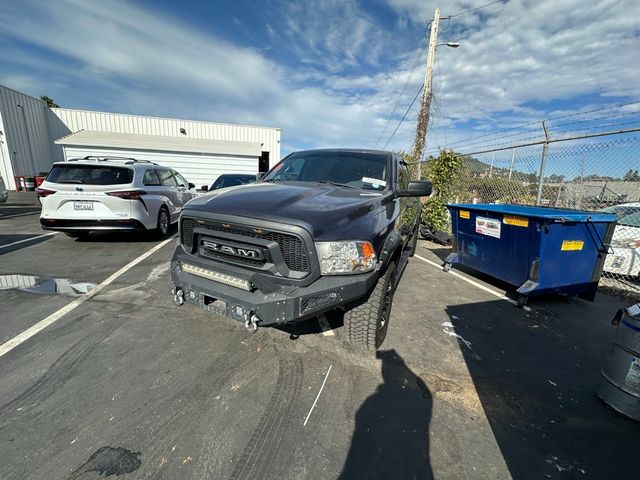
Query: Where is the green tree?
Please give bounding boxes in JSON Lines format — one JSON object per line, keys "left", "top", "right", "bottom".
{"left": 40, "top": 96, "right": 59, "bottom": 108}
{"left": 546, "top": 173, "right": 565, "bottom": 183}
{"left": 623, "top": 169, "right": 640, "bottom": 182}
{"left": 420, "top": 150, "right": 464, "bottom": 231}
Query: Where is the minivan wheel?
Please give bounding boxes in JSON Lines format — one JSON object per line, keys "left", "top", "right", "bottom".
{"left": 344, "top": 262, "right": 397, "bottom": 350}
{"left": 156, "top": 207, "right": 170, "bottom": 237}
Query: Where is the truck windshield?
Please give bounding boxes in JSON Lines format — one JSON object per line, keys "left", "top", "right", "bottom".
{"left": 263, "top": 151, "right": 389, "bottom": 191}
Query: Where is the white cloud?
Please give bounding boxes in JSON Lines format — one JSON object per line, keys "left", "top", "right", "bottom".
{"left": 0, "top": 0, "right": 638, "bottom": 157}
{"left": 381, "top": 0, "right": 640, "bottom": 151}
{"left": 263, "top": 0, "right": 392, "bottom": 71}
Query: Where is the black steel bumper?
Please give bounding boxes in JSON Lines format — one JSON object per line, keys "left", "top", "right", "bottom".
{"left": 170, "top": 248, "right": 379, "bottom": 326}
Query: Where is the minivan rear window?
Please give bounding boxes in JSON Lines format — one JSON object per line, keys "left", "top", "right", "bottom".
{"left": 46, "top": 165, "right": 134, "bottom": 185}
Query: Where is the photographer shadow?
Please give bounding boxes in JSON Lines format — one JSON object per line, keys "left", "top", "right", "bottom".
{"left": 340, "top": 349, "right": 433, "bottom": 480}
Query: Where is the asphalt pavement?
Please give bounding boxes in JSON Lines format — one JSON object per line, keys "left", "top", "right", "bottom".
{"left": 0, "top": 192, "right": 639, "bottom": 480}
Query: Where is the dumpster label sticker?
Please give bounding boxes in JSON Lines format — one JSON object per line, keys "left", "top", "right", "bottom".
{"left": 475, "top": 216, "right": 501, "bottom": 238}
{"left": 503, "top": 215, "right": 529, "bottom": 228}
{"left": 625, "top": 358, "right": 640, "bottom": 390}
{"left": 459, "top": 210, "right": 470, "bottom": 219}
{"left": 561, "top": 240, "right": 584, "bottom": 251}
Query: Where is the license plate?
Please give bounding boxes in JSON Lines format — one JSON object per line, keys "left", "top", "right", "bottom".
{"left": 74, "top": 201, "right": 94, "bottom": 211}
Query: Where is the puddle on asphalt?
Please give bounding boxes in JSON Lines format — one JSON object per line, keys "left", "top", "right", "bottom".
{"left": 0, "top": 274, "right": 96, "bottom": 295}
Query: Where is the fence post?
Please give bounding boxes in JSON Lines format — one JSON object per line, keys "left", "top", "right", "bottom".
{"left": 535, "top": 121, "right": 550, "bottom": 205}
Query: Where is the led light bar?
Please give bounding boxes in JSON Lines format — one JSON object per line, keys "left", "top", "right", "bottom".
{"left": 181, "top": 263, "right": 251, "bottom": 291}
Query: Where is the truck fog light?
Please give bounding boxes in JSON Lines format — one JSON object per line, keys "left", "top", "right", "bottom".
{"left": 181, "top": 263, "right": 251, "bottom": 291}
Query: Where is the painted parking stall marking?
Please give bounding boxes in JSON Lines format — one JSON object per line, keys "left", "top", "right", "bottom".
{"left": 0, "top": 236, "right": 176, "bottom": 358}
{"left": 415, "top": 253, "right": 531, "bottom": 312}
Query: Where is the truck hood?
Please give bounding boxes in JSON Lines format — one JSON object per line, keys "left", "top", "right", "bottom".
{"left": 184, "top": 182, "right": 392, "bottom": 239}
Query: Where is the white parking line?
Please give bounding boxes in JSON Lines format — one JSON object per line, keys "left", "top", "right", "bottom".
{"left": 0, "top": 232, "right": 57, "bottom": 250}
{"left": 0, "top": 236, "right": 176, "bottom": 358}
{"left": 303, "top": 364, "right": 332, "bottom": 426}
{"left": 414, "top": 253, "right": 531, "bottom": 311}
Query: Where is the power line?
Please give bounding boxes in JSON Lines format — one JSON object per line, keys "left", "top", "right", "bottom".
{"left": 383, "top": 83, "right": 424, "bottom": 150}
{"left": 374, "top": 37, "right": 427, "bottom": 148}
{"left": 449, "top": 0, "right": 504, "bottom": 18}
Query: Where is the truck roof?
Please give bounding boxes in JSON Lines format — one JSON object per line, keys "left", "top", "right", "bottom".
{"left": 292, "top": 148, "right": 393, "bottom": 156}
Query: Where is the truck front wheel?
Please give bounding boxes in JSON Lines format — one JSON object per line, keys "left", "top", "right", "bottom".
{"left": 344, "top": 263, "right": 397, "bottom": 350}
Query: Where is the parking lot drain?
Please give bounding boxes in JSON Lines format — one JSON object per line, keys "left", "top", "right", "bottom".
{"left": 0, "top": 274, "right": 96, "bottom": 295}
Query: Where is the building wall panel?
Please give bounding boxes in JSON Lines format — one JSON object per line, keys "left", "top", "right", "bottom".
{"left": 62, "top": 146, "right": 258, "bottom": 189}
{"left": 51, "top": 108, "right": 280, "bottom": 166}
{"left": 0, "top": 85, "right": 57, "bottom": 189}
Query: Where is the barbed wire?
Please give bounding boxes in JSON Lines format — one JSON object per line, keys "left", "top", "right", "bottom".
{"left": 374, "top": 36, "right": 427, "bottom": 148}
{"left": 431, "top": 100, "right": 640, "bottom": 153}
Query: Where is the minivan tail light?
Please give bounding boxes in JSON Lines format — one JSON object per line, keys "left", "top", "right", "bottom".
{"left": 106, "top": 190, "right": 147, "bottom": 200}
{"left": 35, "top": 187, "right": 56, "bottom": 198}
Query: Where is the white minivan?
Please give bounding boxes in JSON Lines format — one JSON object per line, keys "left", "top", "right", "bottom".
{"left": 37, "top": 157, "right": 197, "bottom": 237}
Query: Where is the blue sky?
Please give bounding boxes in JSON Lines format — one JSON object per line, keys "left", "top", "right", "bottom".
{"left": 0, "top": 0, "right": 638, "bottom": 158}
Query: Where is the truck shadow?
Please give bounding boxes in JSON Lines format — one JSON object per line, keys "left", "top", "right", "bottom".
{"left": 339, "top": 349, "right": 433, "bottom": 479}
{"left": 445, "top": 298, "right": 640, "bottom": 479}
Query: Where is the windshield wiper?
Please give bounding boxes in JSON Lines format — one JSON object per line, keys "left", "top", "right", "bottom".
{"left": 317, "top": 181, "right": 360, "bottom": 189}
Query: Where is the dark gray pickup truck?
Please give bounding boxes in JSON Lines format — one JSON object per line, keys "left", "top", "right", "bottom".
{"left": 170, "top": 149, "right": 431, "bottom": 349}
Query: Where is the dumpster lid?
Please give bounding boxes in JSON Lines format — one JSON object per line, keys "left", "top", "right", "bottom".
{"left": 447, "top": 204, "right": 616, "bottom": 223}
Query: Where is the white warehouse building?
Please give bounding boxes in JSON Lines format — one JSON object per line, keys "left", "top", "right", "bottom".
{"left": 0, "top": 84, "right": 281, "bottom": 190}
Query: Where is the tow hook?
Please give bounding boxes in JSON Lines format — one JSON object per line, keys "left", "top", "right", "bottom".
{"left": 245, "top": 314, "right": 260, "bottom": 333}
{"left": 173, "top": 288, "right": 184, "bottom": 306}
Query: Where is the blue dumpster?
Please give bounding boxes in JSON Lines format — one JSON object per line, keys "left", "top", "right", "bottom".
{"left": 444, "top": 204, "right": 617, "bottom": 306}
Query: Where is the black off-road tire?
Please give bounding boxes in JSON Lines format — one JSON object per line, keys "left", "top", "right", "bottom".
{"left": 344, "top": 263, "right": 397, "bottom": 350}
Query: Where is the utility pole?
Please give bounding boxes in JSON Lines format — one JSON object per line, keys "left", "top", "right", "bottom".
{"left": 411, "top": 7, "right": 440, "bottom": 178}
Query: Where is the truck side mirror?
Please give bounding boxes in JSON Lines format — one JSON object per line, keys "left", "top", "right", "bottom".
{"left": 201, "top": 185, "right": 209, "bottom": 192}
{"left": 256, "top": 172, "right": 265, "bottom": 181}
{"left": 188, "top": 182, "right": 195, "bottom": 189}
{"left": 397, "top": 180, "right": 432, "bottom": 197}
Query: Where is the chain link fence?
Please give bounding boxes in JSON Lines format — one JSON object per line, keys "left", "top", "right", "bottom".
{"left": 424, "top": 116, "right": 640, "bottom": 299}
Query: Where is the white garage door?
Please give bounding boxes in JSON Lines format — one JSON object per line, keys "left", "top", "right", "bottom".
{"left": 62, "top": 146, "right": 258, "bottom": 189}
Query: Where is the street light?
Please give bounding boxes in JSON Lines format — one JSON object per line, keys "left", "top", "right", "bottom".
{"left": 437, "top": 42, "right": 461, "bottom": 48}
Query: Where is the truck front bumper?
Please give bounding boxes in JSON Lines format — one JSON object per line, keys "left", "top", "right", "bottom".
{"left": 170, "top": 249, "right": 378, "bottom": 326}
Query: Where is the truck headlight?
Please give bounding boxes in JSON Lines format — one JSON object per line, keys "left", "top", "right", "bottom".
{"left": 316, "top": 241, "right": 377, "bottom": 275}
